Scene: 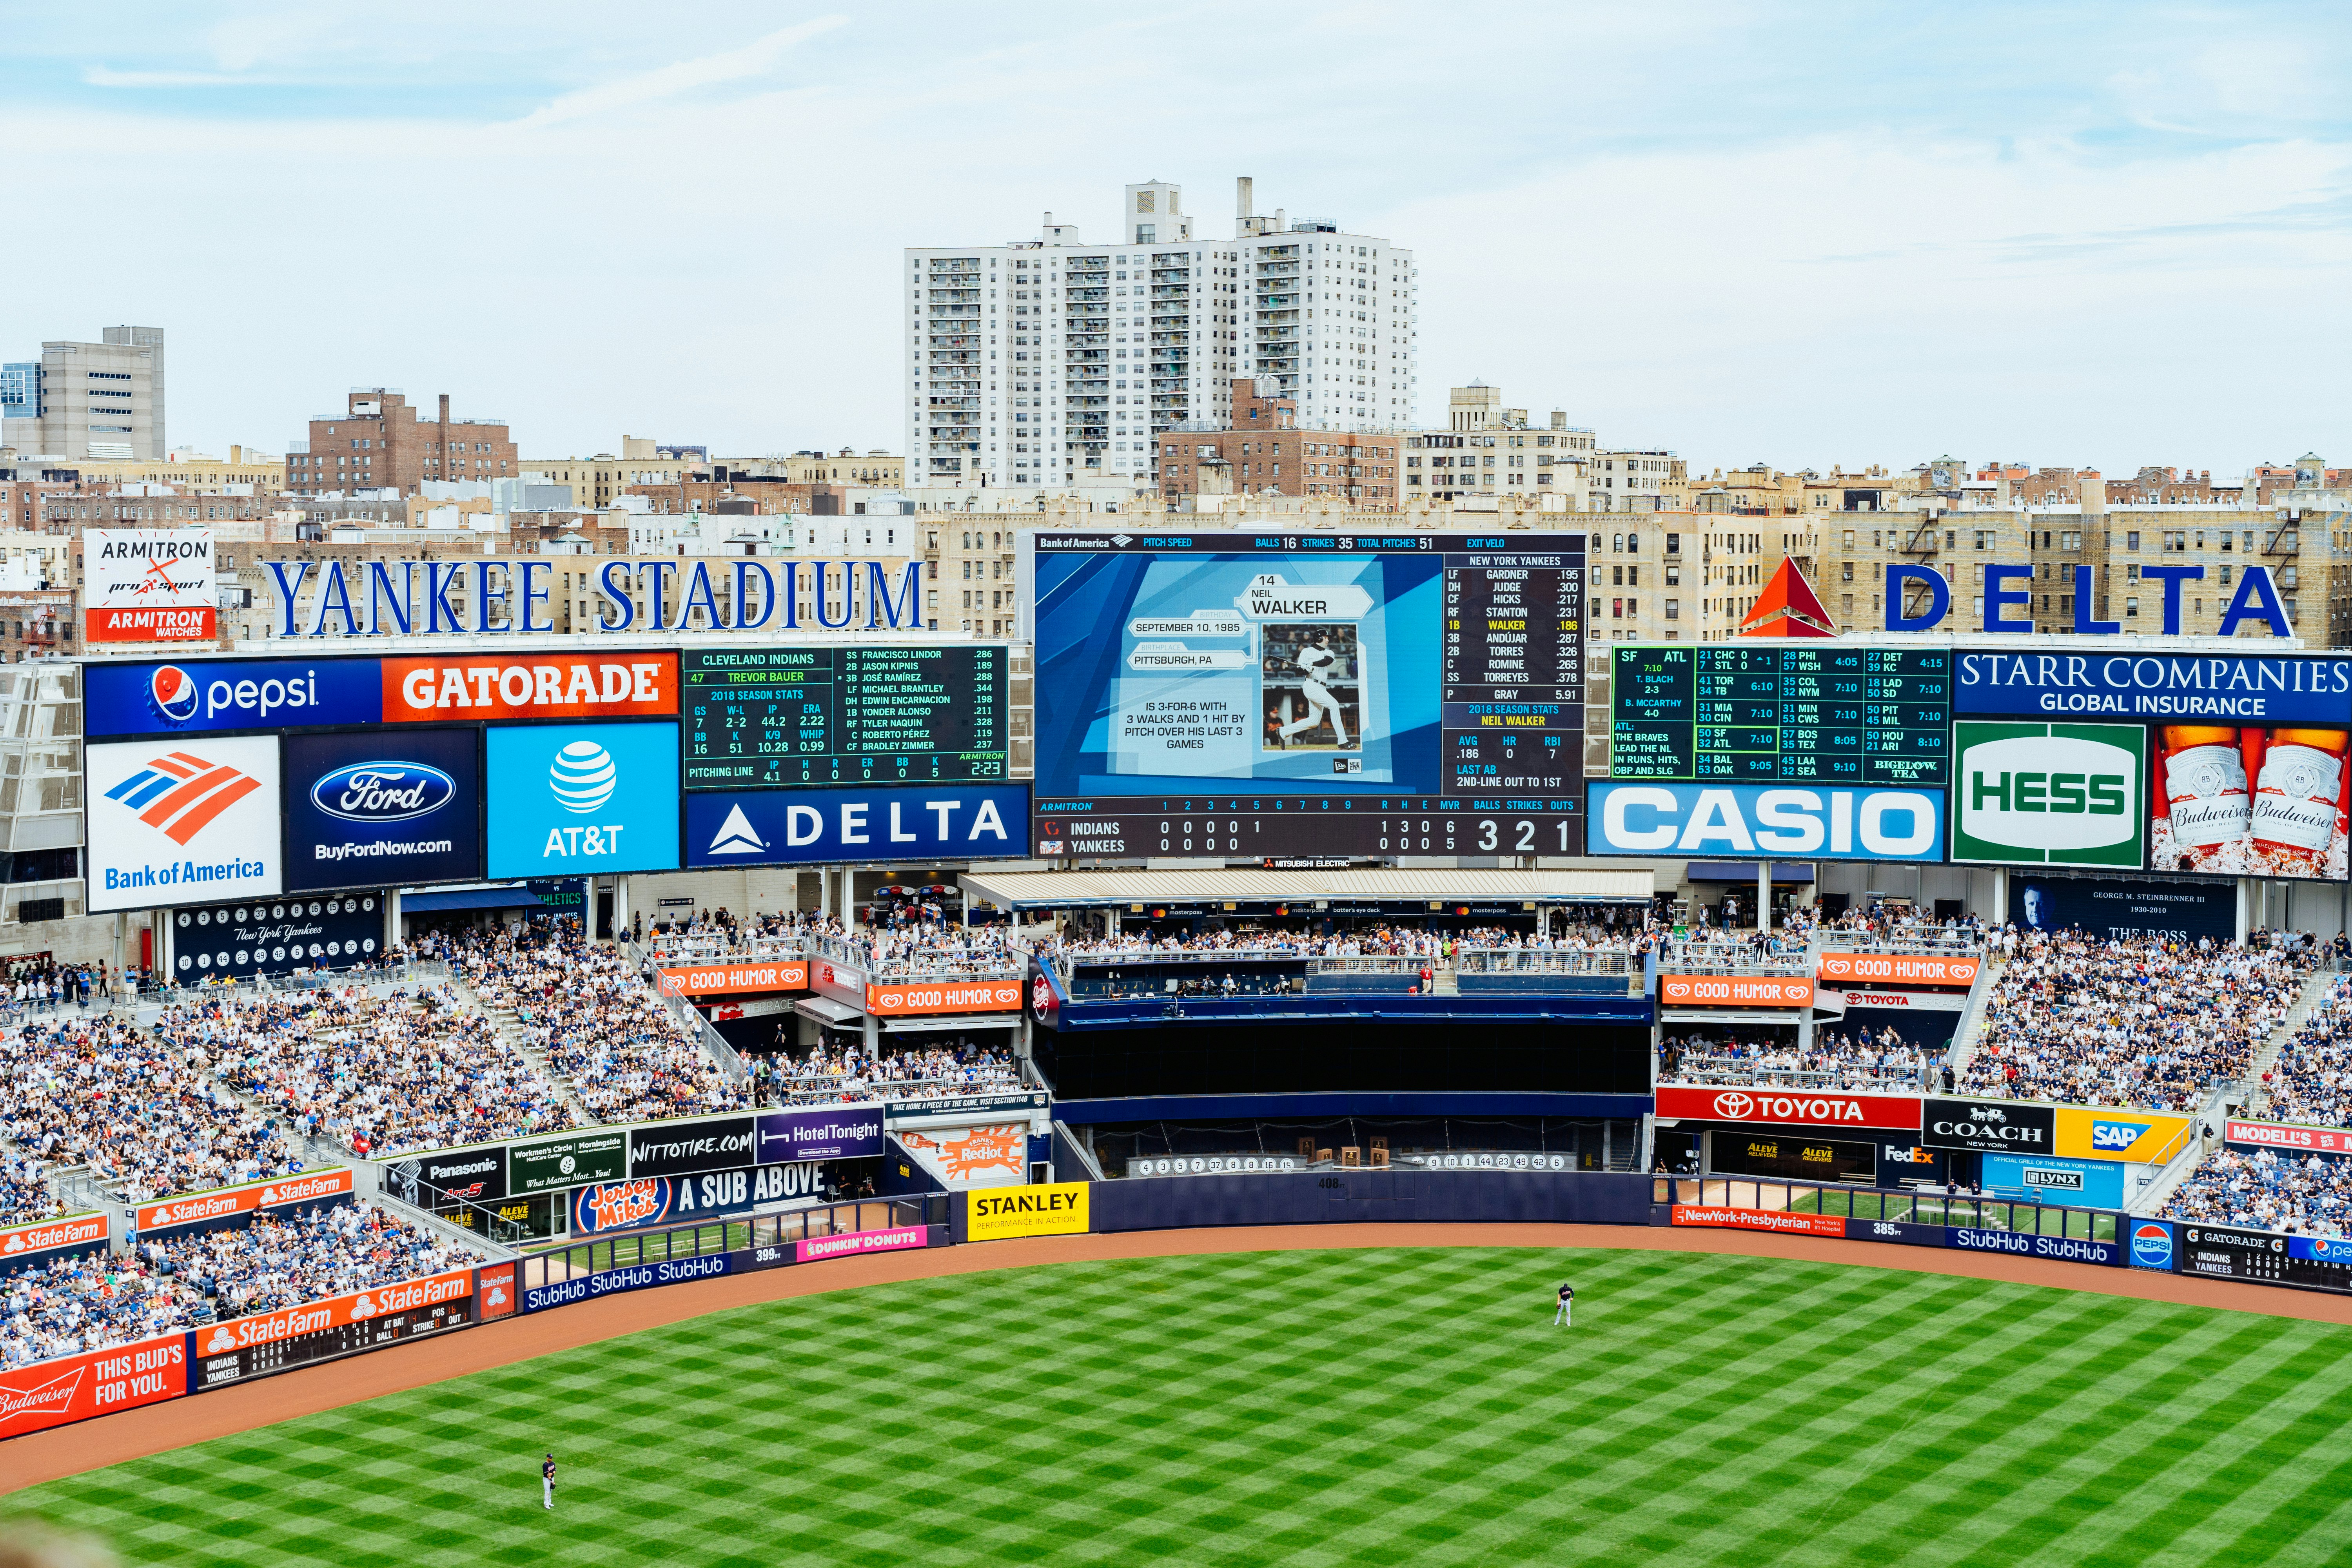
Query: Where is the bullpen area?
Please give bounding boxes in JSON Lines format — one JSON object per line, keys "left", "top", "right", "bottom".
{"left": 9, "top": 1240, "right": 2352, "bottom": 1566}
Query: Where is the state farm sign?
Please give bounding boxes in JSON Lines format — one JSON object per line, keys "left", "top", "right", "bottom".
{"left": 1816, "top": 952, "right": 1980, "bottom": 989}
{"left": 1655, "top": 1085, "right": 1922, "bottom": 1132}
{"left": 191, "top": 1268, "right": 472, "bottom": 1356}
{"left": 136, "top": 1167, "right": 354, "bottom": 1234}
{"left": 1658, "top": 974, "right": 1814, "bottom": 1009}
{"left": 0, "top": 1212, "right": 108, "bottom": 1272}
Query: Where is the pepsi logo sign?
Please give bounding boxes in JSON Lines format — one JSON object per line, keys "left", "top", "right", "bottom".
{"left": 148, "top": 666, "right": 201, "bottom": 725}
{"left": 310, "top": 762, "right": 456, "bottom": 822}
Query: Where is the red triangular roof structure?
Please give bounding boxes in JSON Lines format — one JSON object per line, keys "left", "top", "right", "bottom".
{"left": 1738, "top": 558, "right": 1837, "bottom": 637}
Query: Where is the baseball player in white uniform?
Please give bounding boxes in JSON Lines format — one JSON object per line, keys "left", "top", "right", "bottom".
{"left": 543, "top": 1452, "right": 557, "bottom": 1509}
{"left": 1554, "top": 1282, "right": 1573, "bottom": 1327}
{"left": 1278, "top": 634, "right": 1349, "bottom": 748}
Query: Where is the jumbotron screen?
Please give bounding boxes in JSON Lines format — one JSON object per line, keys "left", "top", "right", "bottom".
{"left": 1027, "top": 530, "right": 1587, "bottom": 858}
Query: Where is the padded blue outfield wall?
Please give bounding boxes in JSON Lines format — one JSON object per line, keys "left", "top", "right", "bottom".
{"left": 1085, "top": 1169, "right": 1653, "bottom": 1231}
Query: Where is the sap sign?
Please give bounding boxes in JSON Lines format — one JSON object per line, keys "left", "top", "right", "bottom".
{"left": 486, "top": 722, "right": 681, "bottom": 877}
{"left": 85, "top": 657, "right": 385, "bottom": 738}
{"left": 1588, "top": 782, "right": 1944, "bottom": 862}
{"left": 1889, "top": 563, "right": 2294, "bottom": 639}
{"left": 685, "top": 785, "right": 1029, "bottom": 869}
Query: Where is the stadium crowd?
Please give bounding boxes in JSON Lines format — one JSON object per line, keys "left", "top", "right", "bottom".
{"left": 0, "top": 1014, "right": 306, "bottom": 1214}
{"left": 2161, "top": 1147, "right": 2352, "bottom": 1238}
{"left": 440, "top": 927, "right": 747, "bottom": 1123}
{"left": 0, "top": 1201, "right": 476, "bottom": 1370}
{"left": 189, "top": 985, "right": 577, "bottom": 1160}
{"left": 749, "top": 1043, "right": 1024, "bottom": 1107}
{"left": 2251, "top": 974, "right": 2352, "bottom": 1129}
{"left": 1958, "top": 931, "right": 2307, "bottom": 1111}
{"left": 1659, "top": 1027, "right": 1938, "bottom": 1090}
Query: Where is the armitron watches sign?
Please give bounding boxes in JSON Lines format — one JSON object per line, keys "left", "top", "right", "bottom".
{"left": 1950, "top": 720, "right": 2146, "bottom": 868}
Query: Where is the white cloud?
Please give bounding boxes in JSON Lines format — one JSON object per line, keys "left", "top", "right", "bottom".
{"left": 510, "top": 16, "right": 847, "bottom": 128}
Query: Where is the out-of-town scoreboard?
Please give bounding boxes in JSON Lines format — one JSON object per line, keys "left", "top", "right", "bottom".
{"left": 1609, "top": 644, "right": 1952, "bottom": 786}
{"left": 680, "top": 646, "right": 1009, "bottom": 789}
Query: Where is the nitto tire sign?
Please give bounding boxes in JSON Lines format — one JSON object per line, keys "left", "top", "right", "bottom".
{"left": 1951, "top": 721, "right": 2146, "bottom": 868}
{"left": 1921, "top": 1098, "right": 2056, "bottom": 1154}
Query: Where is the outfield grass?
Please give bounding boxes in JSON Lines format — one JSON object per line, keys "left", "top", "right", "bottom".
{"left": 11, "top": 1246, "right": 2352, "bottom": 1566}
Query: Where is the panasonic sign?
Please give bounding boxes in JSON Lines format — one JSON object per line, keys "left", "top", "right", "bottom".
{"left": 1950, "top": 721, "right": 2147, "bottom": 869}
{"left": 1587, "top": 782, "right": 1944, "bottom": 862}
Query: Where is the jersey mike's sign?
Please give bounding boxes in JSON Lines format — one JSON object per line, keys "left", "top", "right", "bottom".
{"left": 259, "top": 557, "right": 926, "bottom": 638}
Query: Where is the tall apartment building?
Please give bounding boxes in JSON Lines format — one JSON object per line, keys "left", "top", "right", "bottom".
{"left": 289, "top": 389, "right": 515, "bottom": 497}
{"left": 0, "top": 327, "right": 166, "bottom": 460}
{"left": 906, "top": 177, "right": 1416, "bottom": 492}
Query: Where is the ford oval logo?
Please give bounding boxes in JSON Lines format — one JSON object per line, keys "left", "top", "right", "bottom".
{"left": 311, "top": 762, "right": 456, "bottom": 822}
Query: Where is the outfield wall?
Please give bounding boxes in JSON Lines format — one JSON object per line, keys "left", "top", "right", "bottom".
{"left": 1080, "top": 1169, "right": 1652, "bottom": 1233}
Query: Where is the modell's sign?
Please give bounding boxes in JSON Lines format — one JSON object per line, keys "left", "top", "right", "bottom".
{"left": 1815, "top": 952, "right": 1980, "bottom": 988}
{"left": 136, "top": 1167, "right": 354, "bottom": 1234}
{"left": 190, "top": 1268, "right": 473, "bottom": 1355}
{"left": 84, "top": 528, "right": 216, "bottom": 642}
{"left": 262, "top": 557, "right": 926, "bottom": 638}
{"left": 2224, "top": 1118, "right": 2352, "bottom": 1156}
{"left": 1654, "top": 1085, "right": 1923, "bottom": 1131}
{"left": 0, "top": 1212, "right": 109, "bottom": 1272}
{"left": 1658, "top": 974, "right": 1815, "bottom": 1009}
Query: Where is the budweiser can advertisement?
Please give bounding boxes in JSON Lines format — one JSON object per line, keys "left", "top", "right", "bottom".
{"left": 2152, "top": 725, "right": 2349, "bottom": 880}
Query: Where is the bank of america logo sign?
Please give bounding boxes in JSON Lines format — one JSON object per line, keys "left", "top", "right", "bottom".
{"left": 104, "top": 751, "right": 263, "bottom": 844}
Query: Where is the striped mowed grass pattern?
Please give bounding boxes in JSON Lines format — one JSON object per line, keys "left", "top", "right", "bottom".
{"left": 10, "top": 1247, "right": 2352, "bottom": 1566}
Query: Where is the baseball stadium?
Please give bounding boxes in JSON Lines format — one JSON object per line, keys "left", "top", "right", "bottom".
{"left": 15, "top": 575, "right": 2352, "bottom": 1565}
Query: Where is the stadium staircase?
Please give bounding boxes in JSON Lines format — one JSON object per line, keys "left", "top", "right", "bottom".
{"left": 1942, "top": 951, "right": 2006, "bottom": 1080}
{"left": 452, "top": 976, "right": 598, "bottom": 1125}
{"left": 357, "top": 1163, "right": 525, "bottom": 1261}
{"left": 2235, "top": 967, "right": 2343, "bottom": 1120}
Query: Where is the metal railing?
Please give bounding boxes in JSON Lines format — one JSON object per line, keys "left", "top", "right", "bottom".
{"left": 1456, "top": 948, "right": 1637, "bottom": 975}
{"left": 1654, "top": 1174, "right": 2121, "bottom": 1241}
{"left": 519, "top": 1194, "right": 949, "bottom": 1292}
{"left": 1811, "top": 934, "right": 1987, "bottom": 957}
{"left": 1662, "top": 1058, "right": 1935, "bottom": 1090}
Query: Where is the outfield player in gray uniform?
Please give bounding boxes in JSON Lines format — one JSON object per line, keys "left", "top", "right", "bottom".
{"left": 543, "top": 1453, "right": 557, "bottom": 1510}
{"left": 1554, "top": 1282, "right": 1573, "bottom": 1327}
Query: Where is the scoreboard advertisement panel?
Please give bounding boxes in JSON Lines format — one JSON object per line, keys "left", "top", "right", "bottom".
{"left": 1611, "top": 644, "right": 1952, "bottom": 786}
{"left": 679, "top": 646, "right": 1009, "bottom": 790}
{"left": 1028, "top": 531, "right": 1586, "bottom": 858}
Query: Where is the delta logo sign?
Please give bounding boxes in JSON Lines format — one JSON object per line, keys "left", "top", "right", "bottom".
{"left": 89, "top": 736, "right": 281, "bottom": 913}
{"left": 1882, "top": 561, "right": 2296, "bottom": 639}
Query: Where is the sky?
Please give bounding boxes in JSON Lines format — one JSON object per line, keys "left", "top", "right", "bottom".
{"left": 4, "top": 1, "right": 2348, "bottom": 477}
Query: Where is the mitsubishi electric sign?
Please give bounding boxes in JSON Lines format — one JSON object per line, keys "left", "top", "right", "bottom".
{"left": 1950, "top": 721, "right": 2146, "bottom": 868}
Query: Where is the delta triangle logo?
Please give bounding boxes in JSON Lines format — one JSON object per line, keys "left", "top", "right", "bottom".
{"left": 706, "top": 804, "right": 768, "bottom": 857}
{"left": 1738, "top": 559, "right": 1838, "bottom": 638}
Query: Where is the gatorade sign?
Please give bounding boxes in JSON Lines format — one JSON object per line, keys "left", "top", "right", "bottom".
{"left": 1951, "top": 721, "right": 2146, "bottom": 867}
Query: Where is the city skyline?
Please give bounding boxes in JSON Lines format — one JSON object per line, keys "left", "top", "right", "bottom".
{"left": 4, "top": 2, "right": 2347, "bottom": 473}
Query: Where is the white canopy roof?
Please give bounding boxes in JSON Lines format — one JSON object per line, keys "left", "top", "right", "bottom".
{"left": 956, "top": 866, "right": 1652, "bottom": 911}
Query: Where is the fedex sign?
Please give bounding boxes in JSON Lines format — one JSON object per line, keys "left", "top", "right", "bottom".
{"left": 1587, "top": 782, "right": 1945, "bottom": 862}
{"left": 1886, "top": 563, "right": 2293, "bottom": 638}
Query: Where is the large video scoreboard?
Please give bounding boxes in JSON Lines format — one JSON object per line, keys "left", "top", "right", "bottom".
{"left": 1610, "top": 644, "right": 1951, "bottom": 786}
{"left": 681, "top": 646, "right": 1009, "bottom": 790}
{"left": 1029, "top": 532, "right": 1588, "bottom": 858}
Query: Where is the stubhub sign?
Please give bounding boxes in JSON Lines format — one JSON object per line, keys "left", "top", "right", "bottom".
{"left": 1588, "top": 782, "right": 1945, "bottom": 862}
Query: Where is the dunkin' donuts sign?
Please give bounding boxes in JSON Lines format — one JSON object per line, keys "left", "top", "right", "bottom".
{"left": 1653, "top": 1085, "right": 1922, "bottom": 1132}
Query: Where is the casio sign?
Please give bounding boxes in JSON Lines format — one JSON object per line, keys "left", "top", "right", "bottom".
{"left": 1591, "top": 783, "right": 1944, "bottom": 861}
{"left": 311, "top": 762, "right": 456, "bottom": 822}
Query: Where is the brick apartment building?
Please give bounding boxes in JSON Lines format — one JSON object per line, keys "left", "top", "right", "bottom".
{"left": 1156, "top": 379, "right": 1399, "bottom": 506}
{"left": 288, "top": 389, "right": 515, "bottom": 496}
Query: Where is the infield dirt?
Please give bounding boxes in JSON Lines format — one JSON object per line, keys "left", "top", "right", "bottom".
{"left": 8, "top": 1219, "right": 2347, "bottom": 1492}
